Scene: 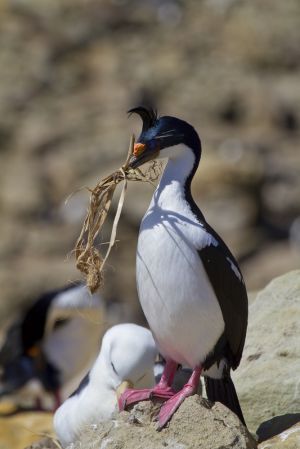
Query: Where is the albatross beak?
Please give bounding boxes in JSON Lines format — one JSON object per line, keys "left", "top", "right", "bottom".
{"left": 129, "top": 142, "right": 160, "bottom": 169}
{"left": 116, "top": 380, "right": 133, "bottom": 400}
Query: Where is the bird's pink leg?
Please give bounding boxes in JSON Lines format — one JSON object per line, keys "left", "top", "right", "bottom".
{"left": 118, "top": 359, "right": 178, "bottom": 411}
{"left": 157, "top": 365, "right": 202, "bottom": 430}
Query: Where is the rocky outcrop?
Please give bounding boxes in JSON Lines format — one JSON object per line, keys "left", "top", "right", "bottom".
{"left": 232, "top": 271, "right": 300, "bottom": 433}
{"left": 70, "top": 397, "right": 257, "bottom": 449}
{"left": 258, "top": 423, "right": 300, "bottom": 449}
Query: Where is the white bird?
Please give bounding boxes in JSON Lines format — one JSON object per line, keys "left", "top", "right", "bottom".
{"left": 53, "top": 323, "right": 158, "bottom": 447}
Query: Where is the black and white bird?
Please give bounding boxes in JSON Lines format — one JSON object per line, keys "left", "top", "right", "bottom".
{"left": 119, "top": 107, "right": 248, "bottom": 429}
{"left": 53, "top": 324, "right": 158, "bottom": 447}
{"left": 0, "top": 283, "right": 104, "bottom": 410}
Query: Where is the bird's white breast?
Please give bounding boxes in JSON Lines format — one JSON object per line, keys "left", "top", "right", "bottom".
{"left": 137, "top": 175, "right": 225, "bottom": 368}
{"left": 53, "top": 381, "right": 116, "bottom": 447}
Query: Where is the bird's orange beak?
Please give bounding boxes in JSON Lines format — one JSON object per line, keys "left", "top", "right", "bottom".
{"left": 129, "top": 141, "right": 160, "bottom": 169}
{"left": 133, "top": 143, "right": 146, "bottom": 157}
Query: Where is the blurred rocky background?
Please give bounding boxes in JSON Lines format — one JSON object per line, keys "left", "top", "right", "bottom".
{"left": 0, "top": 1, "right": 300, "bottom": 448}
{"left": 0, "top": 0, "right": 300, "bottom": 324}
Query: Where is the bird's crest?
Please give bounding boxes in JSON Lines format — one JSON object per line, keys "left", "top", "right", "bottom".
{"left": 128, "top": 106, "right": 158, "bottom": 132}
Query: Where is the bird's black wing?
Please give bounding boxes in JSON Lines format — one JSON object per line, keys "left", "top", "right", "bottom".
{"left": 197, "top": 225, "right": 248, "bottom": 370}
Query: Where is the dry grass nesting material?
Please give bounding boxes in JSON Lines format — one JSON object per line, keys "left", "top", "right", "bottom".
{"left": 75, "top": 135, "right": 161, "bottom": 293}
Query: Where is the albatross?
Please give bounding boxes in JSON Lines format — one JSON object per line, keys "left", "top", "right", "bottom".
{"left": 53, "top": 323, "right": 158, "bottom": 447}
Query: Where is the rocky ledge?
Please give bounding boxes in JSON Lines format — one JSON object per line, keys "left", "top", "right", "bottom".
{"left": 233, "top": 270, "right": 300, "bottom": 433}
{"left": 69, "top": 397, "right": 257, "bottom": 449}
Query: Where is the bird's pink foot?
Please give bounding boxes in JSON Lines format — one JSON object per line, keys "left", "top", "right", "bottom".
{"left": 156, "top": 365, "right": 202, "bottom": 430}
{"left": 156, "top": 384, "right": 194, "bottom": 429}
{"left": 118, "top": 359, "right": 178, "bottom": 411}
{"left": 118, "top": 387, "right": 152, "bottom": 410}
{"left": 118, "top": 385, "right": 175, "bottom": 411}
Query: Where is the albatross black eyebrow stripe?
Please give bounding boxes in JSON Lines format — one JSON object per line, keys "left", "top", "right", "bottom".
{"left": 111, "top": 361, "right": 118, "bottom": 375}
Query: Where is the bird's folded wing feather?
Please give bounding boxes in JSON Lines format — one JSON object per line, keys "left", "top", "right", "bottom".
{"left": 197, "top": 229, "right": 248, "bottom": 369}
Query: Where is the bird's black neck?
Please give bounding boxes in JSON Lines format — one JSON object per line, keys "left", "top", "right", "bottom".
{"left": 183, "top": 149, "right": 205, "bottom": 221}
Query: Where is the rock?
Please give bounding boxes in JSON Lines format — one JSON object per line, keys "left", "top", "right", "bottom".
{"left": 258, "top": 422, "right": 300, "bottom": 449}
{"left": 0, "top": 411, "right": 54, "bottom": 449}
{"left": 70, "top": 396, "right": 257, "bottom": 449}
{"left": 232, "top": 271, "right": 300, "bottom": 433}
{"left": 257, "top": 414, "right": 300, "bottom": 443}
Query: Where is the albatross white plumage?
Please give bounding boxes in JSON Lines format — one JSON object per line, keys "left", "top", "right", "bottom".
{"left": 53, "top": 324, "right": 157, "bottom": 447}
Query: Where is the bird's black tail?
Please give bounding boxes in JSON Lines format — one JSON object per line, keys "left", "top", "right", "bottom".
{"left": 205, "top": 376, "right": 246, "bottom": 426}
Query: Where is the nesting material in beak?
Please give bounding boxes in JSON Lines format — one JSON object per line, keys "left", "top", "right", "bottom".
{"left": 75, "top": 135, "right": 161, "bottom": 293}
{"left": 116, "top": 380, "right": 133, "bottom": 400}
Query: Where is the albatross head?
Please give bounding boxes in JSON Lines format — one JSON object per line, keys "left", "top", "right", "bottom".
{"left": 94, "top": 323, "right": 157, "bottom": 397}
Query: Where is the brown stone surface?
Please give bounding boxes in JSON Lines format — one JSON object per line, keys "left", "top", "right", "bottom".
{"left": 71, "top": 396, "right": 257, "bottom": 449}
{"left": 258, "top": 422, "right": 300, "bottom": 449}
{"left": 233, "top": 271, "right": 300, "bottom": 432}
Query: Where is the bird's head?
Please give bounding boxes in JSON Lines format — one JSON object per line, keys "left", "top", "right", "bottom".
{"left": 128, "top": 106, "right": 201, "bottom": 169}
